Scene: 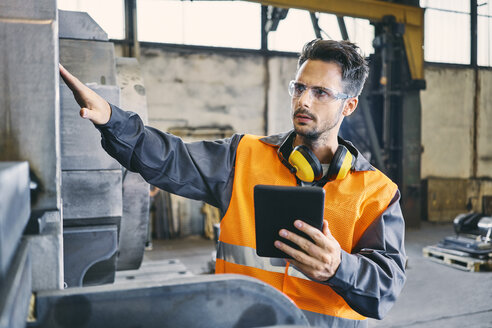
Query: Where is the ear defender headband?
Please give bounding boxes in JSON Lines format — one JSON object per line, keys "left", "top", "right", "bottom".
{"left": 288, "top": 145, "right": 354, "bottom": 183}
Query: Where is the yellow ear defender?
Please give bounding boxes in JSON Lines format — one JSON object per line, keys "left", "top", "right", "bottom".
{"left": 288, "top": 145, "right": 323, "bottom": 182}
{"left": 326, "top": 145, "right": 354, "bottom": 181}
{"left": 288, "top": 145, "right": 354, "bottom": 183}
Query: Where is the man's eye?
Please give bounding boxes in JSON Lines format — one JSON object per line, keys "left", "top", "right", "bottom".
{"left": 294, "top": 83, "right": 307, "bottom": 93}
{"left": 313, "top": 88, "right": 330, "bottom": 98}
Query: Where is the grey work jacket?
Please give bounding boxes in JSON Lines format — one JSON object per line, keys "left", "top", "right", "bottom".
{"left": 95, "top": 104, "right": 407, "bottom": 327}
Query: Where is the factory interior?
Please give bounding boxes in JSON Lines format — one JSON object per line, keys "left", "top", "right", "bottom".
{"left": 1, "top": 0, "right": 492, "bottom": 327}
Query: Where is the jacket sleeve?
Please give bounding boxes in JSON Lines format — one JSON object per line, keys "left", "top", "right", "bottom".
{"left": 94, "top": 104, "right": 242, "bottom": 212}
{"left": 325, "top": 190, "right": 407, "bottom": 319}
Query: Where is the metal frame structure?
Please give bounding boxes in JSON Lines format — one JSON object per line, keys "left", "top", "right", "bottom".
{"left": 118, "top": 0, "right": 490, "bottom": 70}
{"left": 248, "top": 0, "right": 424, "bottom": 80}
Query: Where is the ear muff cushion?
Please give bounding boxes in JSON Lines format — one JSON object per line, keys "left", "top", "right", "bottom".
{"left": 288, "top": 145, "right": 323, "bottom": 182}
{"left": 326, "top": 145, "right": 354, "bottom": 181}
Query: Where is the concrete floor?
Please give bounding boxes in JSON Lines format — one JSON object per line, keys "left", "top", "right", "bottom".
{"left": 140, "top": 223, "right": 492, "bottom": 328}
{"left": 369, "top": 222, "right": 492, "bottom": 328}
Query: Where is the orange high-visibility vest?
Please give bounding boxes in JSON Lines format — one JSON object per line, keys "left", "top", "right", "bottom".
{"left": 216, "top": 134, "right": 397, "bottom": 320}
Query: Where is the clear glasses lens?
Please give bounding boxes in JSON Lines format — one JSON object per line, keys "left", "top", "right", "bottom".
{"left": 288, "top": 80, "right": 348, "bottom": 103}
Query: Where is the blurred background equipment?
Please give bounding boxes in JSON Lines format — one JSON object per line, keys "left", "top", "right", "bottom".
{"left": 423, "top": 211, "right": 492, "bottom": 272}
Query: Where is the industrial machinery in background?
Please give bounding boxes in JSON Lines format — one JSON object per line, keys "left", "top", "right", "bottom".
{"left": 0, "top": 5, "right": 310, "bottom": 327}
{"left": 423, "top": 211, "right": 492, "bottom": 272}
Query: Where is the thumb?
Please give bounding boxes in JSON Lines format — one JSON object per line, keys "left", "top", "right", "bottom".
{"left": 322, "top": 219, "right": 330, "bottom": 236}
{"left": 80, "top": 106, "right": 111, "bottom": 125}
{"left": 79, "top": 108, "right": 96, "bottom": 122}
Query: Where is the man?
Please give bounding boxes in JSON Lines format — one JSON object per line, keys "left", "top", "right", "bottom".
{"left": 60, "top": 39, "right": 406, "bottom": 327}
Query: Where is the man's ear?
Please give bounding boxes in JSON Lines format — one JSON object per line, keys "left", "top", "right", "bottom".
{"left": 342, "top": 97, "right": 358, "bottom": 117}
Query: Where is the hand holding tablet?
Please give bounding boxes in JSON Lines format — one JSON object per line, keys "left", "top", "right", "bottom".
{"left": 254, "top": 185, "right": 325, "bottom": 258}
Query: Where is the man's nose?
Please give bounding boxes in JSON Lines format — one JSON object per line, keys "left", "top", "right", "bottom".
{"left": 298, "top": 88, "right": 313, "bottom": 108}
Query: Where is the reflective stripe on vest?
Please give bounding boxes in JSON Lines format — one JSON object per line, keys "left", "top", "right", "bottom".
{"left": 217, "top": 240, "right": 312, "bottom": 280}
{"left": 217, "top": 134, "right": 397, "bottom": 321}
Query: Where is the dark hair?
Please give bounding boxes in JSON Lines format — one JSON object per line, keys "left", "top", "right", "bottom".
{"left": 298, "top": 39, "right": 369, "bottom": 97}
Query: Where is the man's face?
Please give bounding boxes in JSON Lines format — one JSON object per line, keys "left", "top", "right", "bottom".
{"left": 291, "top": 59, "right": 354, "bottom": 142}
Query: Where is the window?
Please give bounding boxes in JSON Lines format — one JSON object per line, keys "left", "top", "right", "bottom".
{"left": 267, "top": 8, "right": 317, "bottom": 53}
{"left": 58, "top": 0, "right": 125, "bottom": 40}
{"left": 420, "top": 0, "right": 470, "bottom": 64}
{"left": 267, "top": 9, "right": 374, "bottom": 55}
{"left": 137, "top": 0, "right": 261, "bottom": 49}
{"left": 320, "top": 15, "right": 374, "bottom": 56}
{"left": 478, "top": 1, "right": 492, "bottom": 66}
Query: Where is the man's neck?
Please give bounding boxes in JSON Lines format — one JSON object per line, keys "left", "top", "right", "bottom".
{"left": 293, "top": 134, "right": 339, "bottom": 164}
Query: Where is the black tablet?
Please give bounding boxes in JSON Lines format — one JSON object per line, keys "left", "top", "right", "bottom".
{"left": 254, "top": 184, "right": 325, "bottom": 258}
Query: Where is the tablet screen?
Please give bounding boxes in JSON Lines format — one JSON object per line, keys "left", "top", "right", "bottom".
{"left": 254, "top": 184, "right": 325, "bottom": 258}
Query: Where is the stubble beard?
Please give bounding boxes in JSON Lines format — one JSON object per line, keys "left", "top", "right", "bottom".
{"left": 293, "top": 105, "right": 344, "bottom": 146}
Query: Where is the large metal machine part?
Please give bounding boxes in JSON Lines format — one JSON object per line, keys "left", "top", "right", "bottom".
{"left": 0, "top": 241, "right": 32, "bottom": 328}
{"left": 24, "top": 211, "right": 64, "bottom": 291}
{"left": 58, "top": 9, "right": 108, "bottom": 41}
{"left": 0, "top": 0, "right": 64, "bottom": 294}
{"left": 63, "top": 226, "right": 118, "bottom": 288}
{"left": 0, "top": 162, "right": 30, "bottom": 279}
{"left": 118, "top": 170, "right": 150, "bottom": 270}
{"left": 0, "top": 0, "right": 60, "bottom": 213}
{"left": 60, "top": 84, "right": 121, "bottom": 171}
{"left": 115, "top": 57, "right": 150, "bottom": 271}
{"left": 59, "top": 10, "right": 123, "bottom": 287}
{"left": 28, "top": 275, "right": 310, "bottom": 328}
{"left": 61, "top": 170, "right": 123, "bottom": 220}
{"left": 58, "top": 9, "right": 152, "bottom": 283}
{"left": 0, "top": 163, "right": 33, "bottom": 328}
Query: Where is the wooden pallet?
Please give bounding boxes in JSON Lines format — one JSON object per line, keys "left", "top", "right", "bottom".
{"left": 422, "top": 245, "right": 492, "bottom": 272}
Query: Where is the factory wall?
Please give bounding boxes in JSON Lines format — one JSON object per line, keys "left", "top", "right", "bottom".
{"left": 140, "top": 47, "right": 266, "bottom": 136}
{"left": 421, "top": 65, "right": 492, "bottom": 221}
{"left": 114, "top": 44, "right": 299, "bottom": 137}
{"left": 478, "top": 70, "right": 492, "bottom": 178}
{"left": 420, "top": 67, "right": 475, "bottom": 179}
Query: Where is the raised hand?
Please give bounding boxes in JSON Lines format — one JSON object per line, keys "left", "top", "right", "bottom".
{"left": 274, "top": 219, "right": 342, "bottom": 281}
{"left": 59, "top": 64, "right": 112, "bottom": 125}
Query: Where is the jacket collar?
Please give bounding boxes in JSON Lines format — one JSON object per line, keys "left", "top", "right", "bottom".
{"left": 259, "top": 130, "right": 375, "bottom": 172}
